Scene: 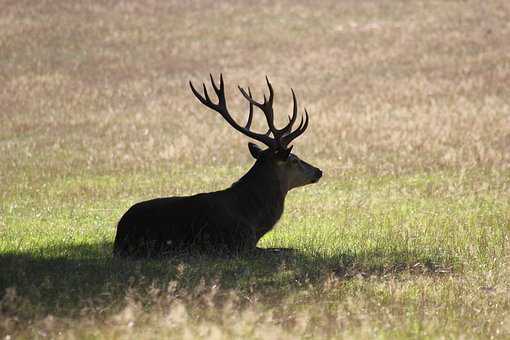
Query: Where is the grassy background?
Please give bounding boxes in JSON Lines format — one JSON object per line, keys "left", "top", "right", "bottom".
{"left": 1, "top": 0, "right": 509, "bottom": 338}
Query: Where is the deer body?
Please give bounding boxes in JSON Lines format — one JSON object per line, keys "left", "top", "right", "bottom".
{"left": 113, "top": 75, "right": 322, "bottom": 257}
{"left": 113, "top": 156, "right": 288, "bottom": 257}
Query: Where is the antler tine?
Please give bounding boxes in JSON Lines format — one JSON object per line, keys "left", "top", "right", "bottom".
{"left": 237, "top": 85, "right": 256, "bottom": 108}
{"left": 202, "top": 83, "right": 212, "bottom": 103}
{"left": 278, "top": 88, "right": 299, "bottom": 136}
{"left": 245, "top": 87, "right": 254, "bottom": 130}
{"left": 239, "top": 85, "right": 274, "bottom": 133}
{"left": 265, "top": 76, "right": 274, "bottom": 106}
{"left": 209, "top": 73, "right": 227, "bottom": 107}
{"left": 189, "top": 77, "right": 224, "bottom": 114}
{"left": 263, "top": 77, "right": 276, "bottom": 131}
{"left": 218, "top": 74, "right": 225, "bottom": 104}
{"left": 281, "top": 108, "right": 309, "bottom": 147}
{"left": 239, "top": 86, "right": 264, "bottom": 111}
{"left": 289, "top": 89, "right": 298, "bottom": 128}
{"left": 239, "top": 81, "right": 282, "bottom": 139}
{"left": 189, "top": 81, "right": 210, "bottom": 107}
{"left": 209, "top": 74, "right": 219, "bottom": 92}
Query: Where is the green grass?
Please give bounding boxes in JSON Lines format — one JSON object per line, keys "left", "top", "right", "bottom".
{"left": 2, "top": 167, "right": 509, "bottom": 338}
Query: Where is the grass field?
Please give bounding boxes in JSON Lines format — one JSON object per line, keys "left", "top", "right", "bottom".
{"left": 1, "top": 0, "right": 510, "bottom": 338}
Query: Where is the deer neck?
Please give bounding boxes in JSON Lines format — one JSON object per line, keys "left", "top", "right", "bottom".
{"left": 230, "top": 160, "right": 287, "bottom": 236}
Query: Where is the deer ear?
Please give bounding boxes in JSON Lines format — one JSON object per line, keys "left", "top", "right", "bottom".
{"left": 248, "top": 142, "right": 263, "bottom": 159}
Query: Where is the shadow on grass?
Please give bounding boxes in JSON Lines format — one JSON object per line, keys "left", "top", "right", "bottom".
{"left": 0, "top": 241, "right": 455, "bottom": 319}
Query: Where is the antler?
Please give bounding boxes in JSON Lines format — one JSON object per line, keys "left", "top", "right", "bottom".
{"left": 190, "top": 74, "right": 279, "bottom": 150}
{"left": 190, "top": 74, "right": 309, "bottom": 151}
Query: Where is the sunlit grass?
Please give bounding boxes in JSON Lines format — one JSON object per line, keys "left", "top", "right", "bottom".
{"left": 1, "top": 168, "right": 509, "bottom": 338}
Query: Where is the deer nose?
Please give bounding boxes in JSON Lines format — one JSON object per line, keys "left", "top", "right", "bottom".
{"left": 313, "top": 169, "right": 323, "bottom": 181}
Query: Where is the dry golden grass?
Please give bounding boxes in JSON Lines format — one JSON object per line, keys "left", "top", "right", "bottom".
{"left": 1, "top": 0, "right": 510, "bottom": 339}
{"left": 1, "top": 0, "right": 509, "bottom": 178}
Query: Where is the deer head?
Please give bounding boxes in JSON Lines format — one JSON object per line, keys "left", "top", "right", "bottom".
{"left": 190, "top": 74, "right": 322, "bottom": 192}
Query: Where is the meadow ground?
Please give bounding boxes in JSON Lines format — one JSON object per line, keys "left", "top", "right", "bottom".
{"left": 1, "top": 0, "right": 510, "bottom": 338}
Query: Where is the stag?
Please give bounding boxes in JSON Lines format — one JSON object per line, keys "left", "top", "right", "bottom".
{"left": 113, "top": 75, "right": 322, "bottom": 257}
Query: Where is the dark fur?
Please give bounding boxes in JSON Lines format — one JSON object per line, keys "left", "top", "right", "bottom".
{"left": 113, "top": 155, "right": 286, "bottom": 257}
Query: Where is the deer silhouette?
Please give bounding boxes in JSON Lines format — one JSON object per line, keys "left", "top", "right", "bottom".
{"left": 113, "top": 75, "right": 322, "bottom": 257}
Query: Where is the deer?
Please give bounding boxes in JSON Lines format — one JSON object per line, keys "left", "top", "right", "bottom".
{"left": 113, "top": 74, "right": 322, "bottom": 257}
